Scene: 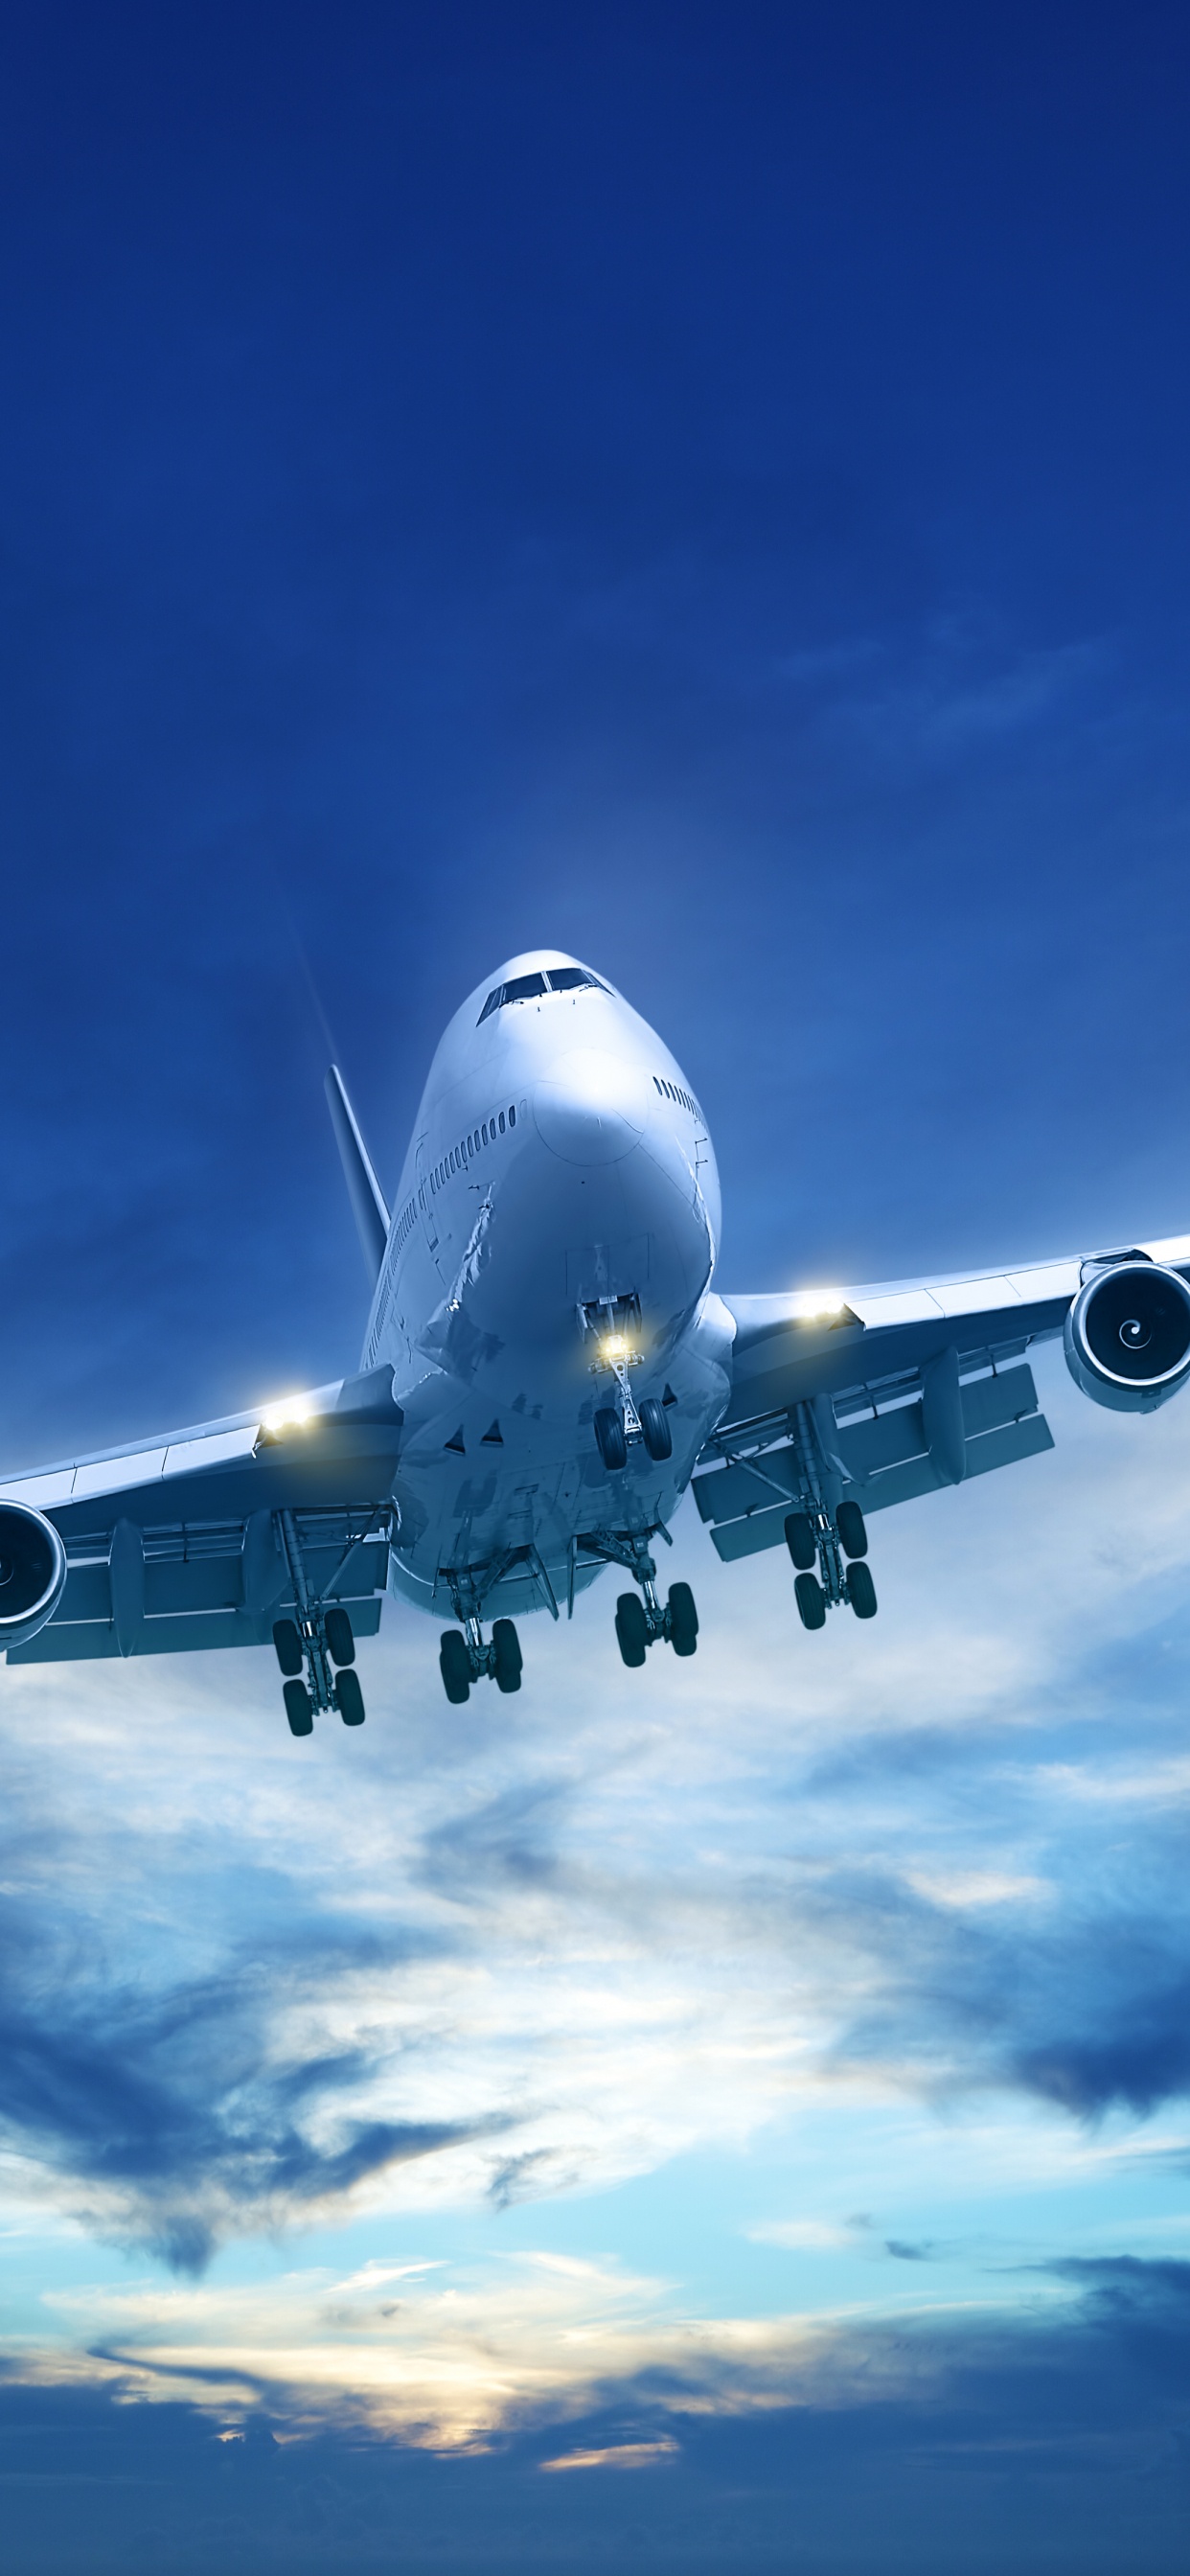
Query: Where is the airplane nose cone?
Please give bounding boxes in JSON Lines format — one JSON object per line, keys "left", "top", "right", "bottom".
{"left": 533, "top": 1049, "right": 652, "bottom": 1165}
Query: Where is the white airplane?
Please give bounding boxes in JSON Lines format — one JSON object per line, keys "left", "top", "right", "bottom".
{"left": 3, "top": 948, "right": 1190, "bottom": 1735}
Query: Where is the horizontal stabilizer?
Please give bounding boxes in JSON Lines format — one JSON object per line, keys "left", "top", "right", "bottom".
{"left": 325, "top": 1066, "right": 391, "bottom": 1284}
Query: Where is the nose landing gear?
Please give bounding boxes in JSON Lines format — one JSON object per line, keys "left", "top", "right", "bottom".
{"left": 584, "top": 1297, "right": 674, "bottom": 1471}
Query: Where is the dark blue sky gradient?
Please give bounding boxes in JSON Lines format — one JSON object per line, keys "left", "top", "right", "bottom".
{"left": 3, "top": 8, "right": 1190, "bottom": 2566}
{"left": 4, "top": 2, "right": 1190, "bottom": 1461}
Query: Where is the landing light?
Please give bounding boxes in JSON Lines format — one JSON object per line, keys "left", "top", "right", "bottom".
{"left": 599, "top": 1332, "right": 629, "bottom": 1361}
{"left": 790, "top": 1290, "right": 848, "bottom": 1322}
{"left": 261, "top": 1396, "right": 315, "bottom": 1435}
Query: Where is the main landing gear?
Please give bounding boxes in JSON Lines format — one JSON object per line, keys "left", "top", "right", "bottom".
{"left": 614, "top": 1576, "right": 698, "bottom": 1666}
{"left": 785, "top": 1496, "right": 878, "bottom": 1630}
{"left": 272, "top": 1509, "right": 366, "bottom": 1736}
{"left": 439, "top": 1614, "right": 523, "bottom": 1705}
{"left": 570, "top": 1523, "right": 698, "bottom": 1667}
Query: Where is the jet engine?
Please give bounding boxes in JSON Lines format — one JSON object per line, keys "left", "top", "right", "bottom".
{"left": 0, "top": 1501, "right": 68, "bottom": 1651}
{"left": 1064, "top": 1258, "right": 1190, "bottom": 1414}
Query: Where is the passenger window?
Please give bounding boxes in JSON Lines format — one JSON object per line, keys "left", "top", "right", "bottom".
{"left": 509, "top": 1104, "right": 516, "bottom": 1126}
{"left": 498, "top": 1109, "right": 506, "bottom": 1133}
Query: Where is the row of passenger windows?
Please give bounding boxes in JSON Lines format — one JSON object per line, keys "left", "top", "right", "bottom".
{"left": 427, "top": 1103, "right": 517, "bottom": 1193}
{"left": 477, "top": 966, "right": 606, "bottom": 1024}
{"left": 391, "top": 1191, "right": 419, "bottom": 1254}
{"left": 654, "top": 1073, "right": 702, "bottom": 1120}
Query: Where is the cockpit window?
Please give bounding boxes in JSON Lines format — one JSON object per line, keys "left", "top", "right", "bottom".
{"left": 477, "top": 966, "right": 606, "bottom": 1024}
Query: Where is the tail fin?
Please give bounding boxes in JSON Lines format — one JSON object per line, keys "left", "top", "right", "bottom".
{"left": 325, "top": 1067, "right": 390, "bottom": 1284}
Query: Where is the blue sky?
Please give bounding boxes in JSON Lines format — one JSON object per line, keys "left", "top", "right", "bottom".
{"left": 2, "top": 4, "right": 1190, "bottom": 2565}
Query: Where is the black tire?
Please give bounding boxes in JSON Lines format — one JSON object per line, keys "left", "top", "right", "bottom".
{"left": 638, "top": 1396, "right": 673, "bottom": 1462}
{"left": 594, "top": 1407, "right": 629, "bottom": 1472}
{"left": 284, "top": 1677, "right": 313, "bottom": 1736}
{"left": 440, "top": 1630, "right": 472, "bottom": 1704}
{"left": 794, "top": 1572, "right": 827, "bottom": 1631}
{"left": 273, "top": 1617, "right": 304, "bottom": 1677}
{"left": 784, "top": 1511, "right": 816, "bottom": 1572}
{"left": 492, "top": 1617, "right": 522, "bottom": 1694}
{"left": 667, "top": 1580, "right": 698, "bottom": 1657}
{"left": 334, "top": 1668, "right": 365, "bottom": 1724}
{"left": 325, "top": 1605, "right": 355, "bottom": 1665}
{"left": 847, "top": 1561, "right": 878, "bottom": 1620}
{"left": 836, "top": 1500, "right": 868, "bottom": 1559}
{"left": 615, "top": 1592, "right": 649, "bottom": 1668}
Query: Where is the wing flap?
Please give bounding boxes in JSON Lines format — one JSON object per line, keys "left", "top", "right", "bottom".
{"left": 10, "top": 1596, "right": 384, "bottom": 1666}
{"left": 707, "top": 1410, "right": 1055, "bottom": 1562}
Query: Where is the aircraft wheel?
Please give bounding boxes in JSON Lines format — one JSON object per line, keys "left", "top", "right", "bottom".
{"left": 668, "top": 1579, "right": 698, "bottom": 1657}
{"left": 846, "top": 1562, "right": 878, "bottom": 1620}
{"left": 325, "top": 1605, "right": 355, "bottom": 1665}
{"left": 638, "top": 1396, "right": 673, "bottom": 1461}
{"left": 784, "top": 1511, "right": 816, "bottom": 1572}
{"left": 615, "top": 1592, "right": 649, "bottom": 1668}
{"left": 440, "top": 1630, "right": 472, "bottom": 1704}
{"left": 335, "top": 1668, "right": 366, "bottom": 1724}
{"left": 273, "top": 1617, "right": 303, "bottom": 1677}
{"left": 492, "top": 1617, "right": 522, "bottom": 1693}
{"left": 794, "top": 1572, "right": 826, "bottom": 1631}
{"left": 594, "top": 1407, "right": 628, "bottom": 1472}
{"left": 284, "top": 1678, "right": 313, "bottom": 1736}
{"left": 836, "top": 1501, "right": 868, "bottom": 1559}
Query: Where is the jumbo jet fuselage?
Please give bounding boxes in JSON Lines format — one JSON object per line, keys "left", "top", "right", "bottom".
{"left": 369, "top": 949, "right": 733, "bottom": 1620}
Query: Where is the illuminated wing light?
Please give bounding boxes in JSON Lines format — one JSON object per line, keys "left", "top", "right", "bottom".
{"left": 788, "top": 1289, "right": 850, "bottom": 1322}
{"left": 260, "top": 1395, "right": 317, "bottom": 1436}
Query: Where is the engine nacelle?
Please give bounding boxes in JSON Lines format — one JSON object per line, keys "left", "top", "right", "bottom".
{"left": 1064, "top": 1259, "right": 1190, "bottom": 1414}
{"left": 0, "top": 1501, "right": 68, "bottom": 1651}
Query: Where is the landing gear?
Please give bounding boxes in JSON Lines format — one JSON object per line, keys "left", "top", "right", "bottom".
{"left": 782, "top": 1407, "right": 879, "bottom": 1634}
{"left": 784, "top": 1511, "right": 816, "bottom": 1571}
{"left": 594, "top": 1407, "right": 629, "bottom": 1472}
{"left": 846, "top": 1561, "right": 878, "bottom": 1619}
{"left": 439, "top": 1615, "right": 524, "bottom": 1702}
{"left": 615, "top": 1592, "right": 649, "bottom": 1667}
{"left": 325, "top": 1604, "right": 356, "bottom": 1664}
{"left": 667, "top": 1578, "right": 698, "bottom": 1656}
{"left": 638, "top": 1397, "right": 673, "bottom": 1462}
{"left": 273, "top": 1510, "right": 368, "bottom": 1734}
{"left": 583, "top": 1526, "right": 697, "bottom": 1668}
{"left": 273, "top": 1618, "right": 304, "bottom": 1677}
{"left": 836, "top": 1501, "right": 868, "bottom": 1559}
{"left": 334, "top": 1668, "right": 366, "bottom": 1723}
{"left": 284, "top": 1677, "right": 313, "bottom": 1736}
{"left": 794, "top": 1572, "right": 826, "bottom": 1630}
{"left": 584, "top": 1298, "right": 675, "bottom": 1476}
{"left": 440, "top": 1630, "right": 472, "bottom": 1703}
{"left": 492, "top": 1617, "right": 523, "bottom": 1693}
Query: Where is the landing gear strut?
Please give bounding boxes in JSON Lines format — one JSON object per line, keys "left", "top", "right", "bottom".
{"left": 574, "top": 1525, "right": 698, "bottom": 1667}
{"left": 782, "top": 1405, "right": 878, "bottom": 1630}
{"left": 439, "top": 1611, "right": 524, "bottom": 1704}
{"left": 584, "top": 1298, "right": 674, "bottom": 1471}
{"left": 272, "top": 1508, "right": 367, "bottom": 1734}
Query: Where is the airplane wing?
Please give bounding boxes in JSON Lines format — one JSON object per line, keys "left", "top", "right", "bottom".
{"left": 694, "top": 1232, "right": 1190, "bottom": 1563}
{"left": 0, "top": 1368, "right": 403, "bottom": 1665}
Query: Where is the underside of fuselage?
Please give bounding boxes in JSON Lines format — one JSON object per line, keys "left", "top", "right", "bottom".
{"left": 371, "top": 950, "right": 731, "bottom": 1627}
